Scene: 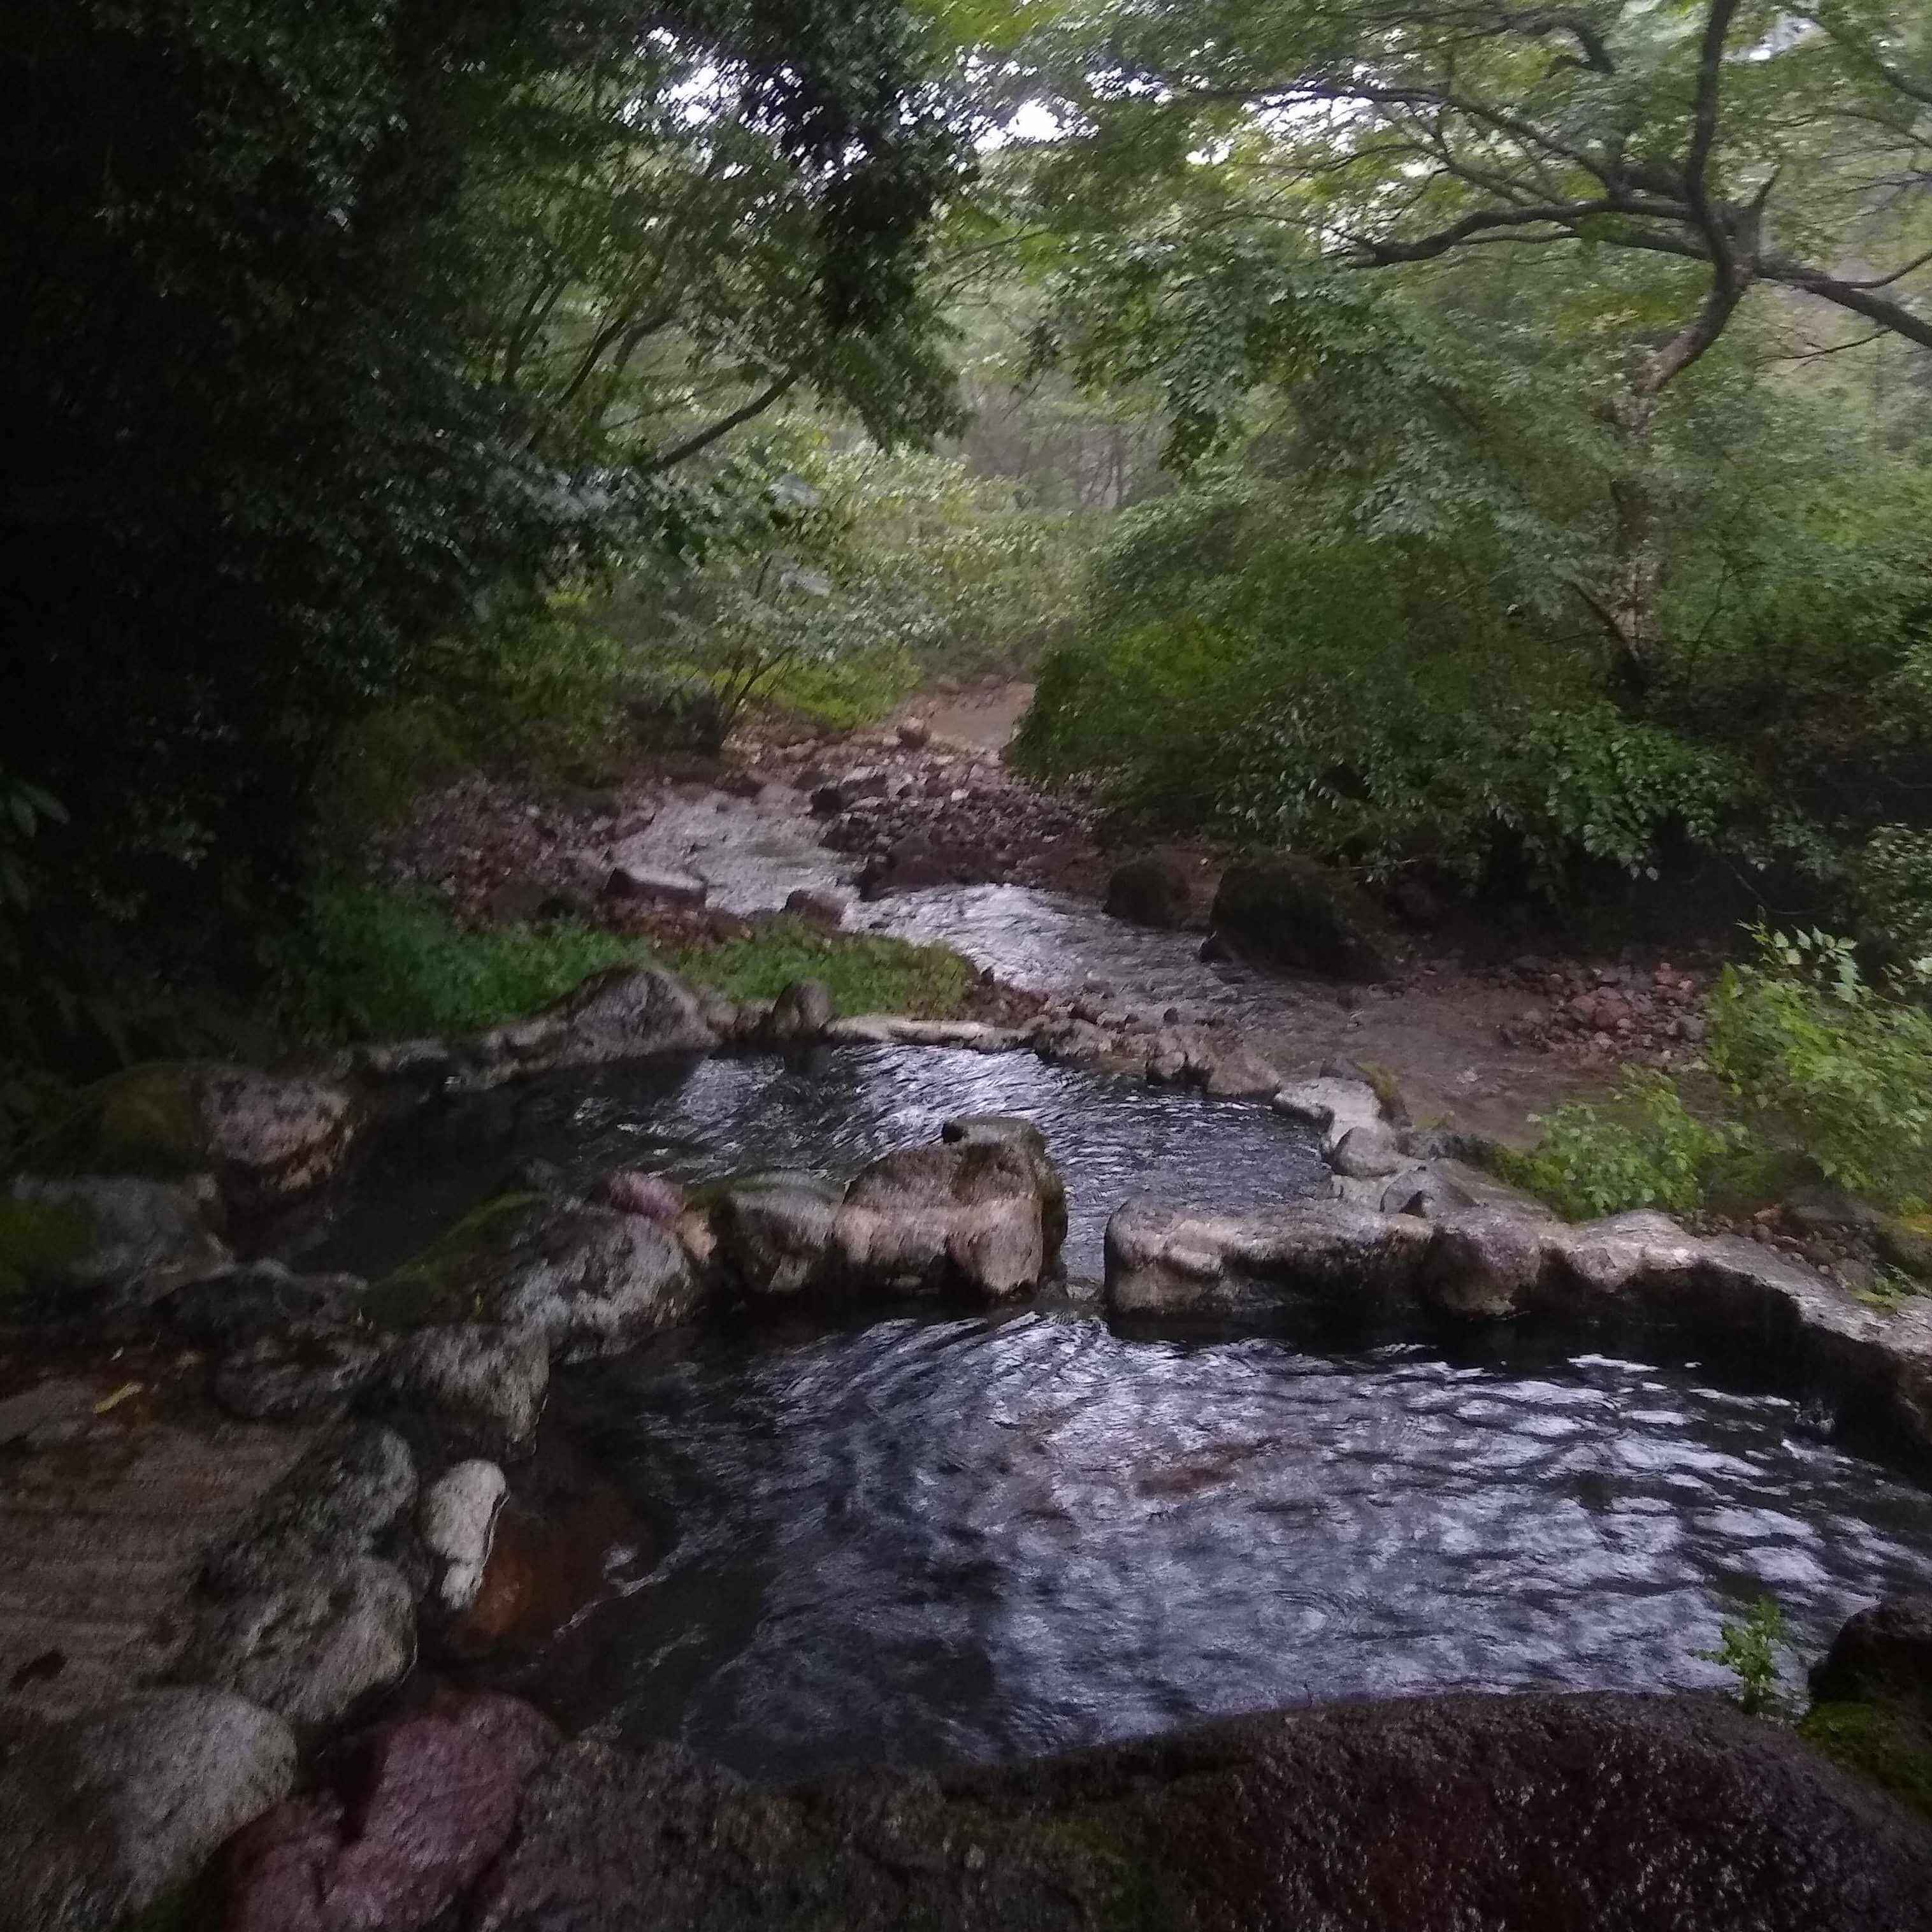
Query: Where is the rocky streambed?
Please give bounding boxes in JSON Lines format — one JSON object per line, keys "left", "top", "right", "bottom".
{"left": 5, "top": 965, "right": 1932, "bottom": 1929}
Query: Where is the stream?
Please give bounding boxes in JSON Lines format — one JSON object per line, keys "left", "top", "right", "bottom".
{"left": 325, "top": 1035, "right": 1932, "bottom": 1785}
{"left": 322, "top": 795, "right": 1932, "bottom": 1782}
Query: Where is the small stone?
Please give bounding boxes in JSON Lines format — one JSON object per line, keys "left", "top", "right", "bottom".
{"left": 602, "top": 864, "right": 707, "bottom": 907}
{"left": 419, "top": 1460, "right": 508, "bottom": 1612}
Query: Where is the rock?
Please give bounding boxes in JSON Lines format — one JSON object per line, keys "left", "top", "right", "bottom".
{"left": 1196, "top": 1039, "right": 1290, "bottom": 1099}
{"left": 832, "top": 1131, "right": 1066, "bottom": 1302}
{"left": 1103, "top": 853, "right": 1191, "bottom": 930}
{"left": 589, "top": 1169, "right": 687, "bottom": 1222}
{"left": 1108, "top": 1194, "right": 1932, "bottom": 1453}
{"left": 808, "top": 781, "right": 847, "bottom": 816}
{"left": 1877, "top": 1216, "right": 1932, "bottom": 1280}
{"left": 212, "top": 1323, "right": 392, "bottom": 1422}
{"left": 940, "top": 1115, "right": 1069, "bottom": 1261}
{"left": 218, "top": 1694, "right": 558, "bottom": 1932}
{"left": 203, "top": 1422, "right": 417, "bottom": 1599}
{"left": 825, "top": 1015, "right": 1028, "bottom": 1051}
{"left": 48, "top": 1063, "right": 363, "bottom": 1223}
{"left": 0, "top": 1688, "right": 296, "bottom": 1932}
{"left": 160, "top": 1261, "right": 363, "bottom": 1348}
{"left": 384, "top": 1323, "right": 549, "bottom": 1458}
{"left": 1106, "top": 1199, "right": 1434, "bottom": 1321}
{"left": 440, "top": 1449, "right": 645, "bottom": 1660}
{"left": 466, "top": 1692, "right": 1932, "bottom": 1932}
{"left": 1812, "top": 1596, "right": 1932, "bottom": 1720}
{"left": 181, "top": 1557, "right": 416, "bottom": 1729}
{"left": 2, "top": 1174, "right": 230, "bottom": 1309}
{"left": 895, "top": 717, "right": 932, "bottom": 749}
{"left": 396, "top": 1200, "right": 705, "bottom": 1361}
{"left": 1420, "top": 1208, "right": 1552, "bottom": 1319}
{"left": 1211, "top": 856, "right": 1397, "bottom": 983}
{"left": 1328, "top": 1122, "right": 1404, "bottom": 1178}
{"left": 1272, "top": 1076, "right": 1388, "bottom": 1158}
{"left": 419, "top": 1460, "right": 508, "bottom": 1613}
{"left": 713, "top": 1183, "right": 840, "bottom": 1295}
{"left": 1379, "top": 1164, "right": 1478, "bottom": 1219}
{"left": 763, "top": 977, "right": 836, "bottom": 1044}
{"left": 602, "top": 863, "right": 708, "bottom": 907}
{"left": 459, "top": 966, "right": 716, "bottom": 1088}
{"left": 784, "top": 886, "right": 847, "bottom": 927}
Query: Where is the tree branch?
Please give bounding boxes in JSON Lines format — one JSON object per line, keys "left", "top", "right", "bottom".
{"left": 642, "top": 373, "right": 800, "bottom": 473}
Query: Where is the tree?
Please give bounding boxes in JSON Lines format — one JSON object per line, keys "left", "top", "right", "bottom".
{"left": 1010, "top": 0, "right": 1932, "bottom": 682}
{"left": 0, "top": 0, "right": 969, "bottom": 958}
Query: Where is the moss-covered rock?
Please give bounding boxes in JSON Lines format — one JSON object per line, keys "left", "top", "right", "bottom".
{"left": 1, "top": 1176, "right": 230, "bottom": 1307}
{"left": 1211, "top": 854, "right": 1397, "bottom": 982}
{"left": 1799, "top": 1703, "right": 1932, "bottom": 1826}
{"left": 36, "top": 1062, "right": 363, "bottom": 1223}
{"left": 363, "top": 1193, "right": 547, "bottom": 1331}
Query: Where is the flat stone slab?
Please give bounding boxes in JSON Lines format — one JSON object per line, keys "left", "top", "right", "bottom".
{"left": 0, "top": 1374, "right": 314, "bottom": 1724}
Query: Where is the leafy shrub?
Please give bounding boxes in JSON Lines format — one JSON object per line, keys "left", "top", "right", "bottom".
{"left": 1696, "top": 1597, "right": 1793, "bottom": 1719}
{"left": 1499, "top": 1069, "right": 1739, "bottom": 1219}
{"left": 1705, "top": 928, "right": 1932, "bottom": 1213}
{"left": 275, "top": 886, "right": 644, "bottom": 1043}
{"left": 1852, "top": 826, "right": 1932, "bottom": 974}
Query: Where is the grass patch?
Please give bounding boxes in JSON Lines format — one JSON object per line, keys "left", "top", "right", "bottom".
{"left": 756, "top": 643, "right": 921, "bottom": 733}
{"left": 276, "top": 884, "right": 646, "bottom": 1043}
{"left": 673, "top": 918, "right": 974, "bottom": 1018}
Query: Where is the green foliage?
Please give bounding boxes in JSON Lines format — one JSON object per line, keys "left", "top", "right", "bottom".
{"left": 1852, "top": 827, "right": 1932, "bottom": 975}
{"left": 1697, "top": 1597, "right": 1794, "bottom": 1719}
{"left": 275, "top": 886, "right": 645, "bottom": 1044}
{"left": 1498, "top": 1071, "right": 1740, "bottom": 1220}
{"left": 1706, "top": 928, "right": 1932, "bottom": 1213}
{"left": 672, "top": 918, "right": 974, "bottom": 1018}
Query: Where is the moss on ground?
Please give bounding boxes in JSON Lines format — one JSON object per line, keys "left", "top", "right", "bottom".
{"left": 1799, "top": 1702, "right": 1932, "bottom": 1824}
{"left": 673, "top": 919, "right": 973, "bottom": 1020}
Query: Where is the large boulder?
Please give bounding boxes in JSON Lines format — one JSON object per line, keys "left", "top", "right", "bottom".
{"left": 371, "top": 1197, "right": 706, "bottom": 1361}
{"left": 761, "top": 977, "right": 836, "bottom": 1045}
{"left": 712, "top": 1182, "right": 842, "bottom": 1296}
{"left": 383, "top": 1322, "right": 551, "bottom": 1457}
{"left": 1812, "top": 1596, "right": 1932, "bottom": 1721}
{"left": 45, "top": 1062, "right": 363, "bottom": 1222}
{"left": 465, "top": 1692, "right": 1932, "bottom": 1932}
{"left": 831, "top": 1123, "right": 1065, "bottom": 1302}
{"left": 457, "top": 966, "right": 717, "bottom": 1089}
{"left": 180, "top": 1557, "right": 417, "bottom": 1731}
{"left": 1103, "top": 852, "right": 1192, "bottom": 930}
{"left": 2, "top": 1174, "right": 231, "bottom": 1309}
{"left": 1211, "top": 856, "right": 1397, "bottom": 982}
{"left": 1106, "top": 1199, "right": 1434, "bottom": 1322}
{"left": 0, "top": 1687, "right": 296, "bottom": 1932}
{"left": 219, "top": 1693, "right": 559, "bottom": 1932}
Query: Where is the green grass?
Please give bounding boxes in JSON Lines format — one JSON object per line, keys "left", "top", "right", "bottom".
{"left": 277, "top": 884, "right": 647, "bottom": 1042}
{"left": 757, "top": 644, "right": 920, "bottom": 732}
{"left": 673, "top": 918, "right": 974, "bottom": 1018}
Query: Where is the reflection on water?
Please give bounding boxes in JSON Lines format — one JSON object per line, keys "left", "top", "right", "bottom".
{"left": 318, "top": 1046, "right": 1328, "bottom": 1282}
{"left": 538, "top": 1311, "right": 1932, "bottom": 1784}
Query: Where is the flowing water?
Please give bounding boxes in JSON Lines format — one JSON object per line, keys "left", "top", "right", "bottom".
{"left": 321, "top": 1045, "right": 1932, "bottom": 1785}
{"left": 540, "top": 1313, "right": 1932, "bottom": 1784}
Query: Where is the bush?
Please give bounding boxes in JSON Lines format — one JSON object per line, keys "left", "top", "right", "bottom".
{"left": 1706, "top": 928, "right": 1932, "bottom": 1213}
{"left": 1499, "top": 1069, "right": 1739, "bottom": 1220}
{"left": 275, "top": 886, "right": 645, "bottom": 1043}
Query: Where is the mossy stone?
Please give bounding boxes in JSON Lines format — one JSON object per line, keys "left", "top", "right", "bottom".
{"left": 1799, "top": 1701, "right": 1932, "bottom": 1824}
{"left": 0, "top": 1193, "right": 99, "bottom": 1298}
{"left": 363, "top": 1192, "right": 544, "bottom": 1331}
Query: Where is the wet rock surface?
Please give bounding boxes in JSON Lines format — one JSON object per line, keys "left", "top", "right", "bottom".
{"left": 219, "top": 1691, "right": 558, "bottom": 1932}
{"left": 444, "top": 966, "right": 716, "bottom": 1089}
{"left": 466, "top": 1692, "right": 1932, "bottom": 1932}
{"left": 384, "top": 1322, "right": 550, "bottom": 1457}
{"left": 0, "top": 1687, "right": 296, "bottom": 1932}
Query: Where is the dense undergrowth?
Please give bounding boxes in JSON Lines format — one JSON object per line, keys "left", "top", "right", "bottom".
{"left": 1501, "top": 930, "right": 1932, "bottom": 1276}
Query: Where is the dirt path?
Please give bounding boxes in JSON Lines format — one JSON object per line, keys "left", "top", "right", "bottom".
{"left": 905, "top": 681, "right": 1036, "bottom": 754}
{"left": 0, "top": 1363, "right": 313, "bottom": 1727}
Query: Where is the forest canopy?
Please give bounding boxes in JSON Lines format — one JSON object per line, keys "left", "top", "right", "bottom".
{"left": 2, "top": 0, "right": 1930, "bottom": 1113}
